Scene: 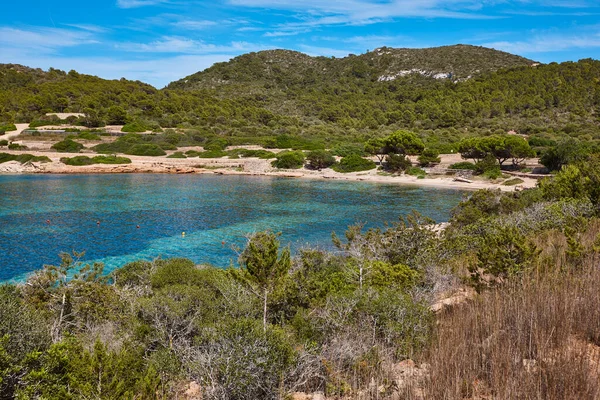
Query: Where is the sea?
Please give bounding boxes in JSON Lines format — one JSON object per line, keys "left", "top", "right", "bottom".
{"left": 0, "top": 174, "right": 466, "bottom": 282}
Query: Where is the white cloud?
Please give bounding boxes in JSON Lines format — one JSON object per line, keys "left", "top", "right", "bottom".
{"left": 64, "top": 24, "right": 109, "bottom": 33}
{"left": 0, "top": 27, "right": 98, "bottom": 54}
{"left": 116, "top": 0, "right": 172, "bottom": 8}
{"left": 483, "top": 27, "right": 600, "bottom": 54}
{"left": 117, "top": 36, "right": 269, "bottom": 54}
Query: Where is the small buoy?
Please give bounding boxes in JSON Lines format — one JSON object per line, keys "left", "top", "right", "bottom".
{"left": 182, "top": 232, "right": 186, "bottom": 237}
{"left": 221, "top": 241, "right": 225, "bottom": 247}
{"left": 46, "top": 219, "right": 50, "bottom": 224}
{"left": 136, "top": 225, "right": 140, "bottom": 229}
{"left": 96, "top": 220, "right": 100, "bottom": 225}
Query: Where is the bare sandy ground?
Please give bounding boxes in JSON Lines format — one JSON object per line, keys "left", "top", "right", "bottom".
{"left": 0, "top": 146, "right": 540, "bottom": 192}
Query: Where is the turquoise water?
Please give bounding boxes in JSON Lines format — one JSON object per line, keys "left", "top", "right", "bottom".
{"left": 0, "top": 174, "right": 465, "bottom": 282}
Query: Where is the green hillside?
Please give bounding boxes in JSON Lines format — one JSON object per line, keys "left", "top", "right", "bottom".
{"left": 1, "top": 45, "right": 599, "bottom": 151}
{"left": 168, "top": 45, "right": 534, "bottom": 91}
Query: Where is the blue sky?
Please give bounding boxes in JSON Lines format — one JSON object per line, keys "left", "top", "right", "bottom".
{"left": 2, "top": 0, "right": 600, "bottom": 88}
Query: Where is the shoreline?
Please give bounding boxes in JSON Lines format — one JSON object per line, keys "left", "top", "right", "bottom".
{"left": 0, "top": 156, "right": 539, "bottom": 192}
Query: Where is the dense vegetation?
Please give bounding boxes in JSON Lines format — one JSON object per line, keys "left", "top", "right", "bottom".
{"left": 1, "top": 45, "right": 600, "bottom": 398}
{"left": 0, "top": 153, "right": 51, "bottom": 164}
{"left": 1, "top": 46, "right": 598, "bottom": 154}
{"left": 2, "top": 152, "right": 599, "bottom": 398}
{"left": 60, "top": 155, "right": 132, "bottom": 166}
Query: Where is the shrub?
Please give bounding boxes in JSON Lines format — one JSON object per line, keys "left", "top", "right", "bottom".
{"left": 75, "top": 131, "right": 101, "bottom": 140}
{"left": 7, "top": 143, "right": 27, "bottom": 150}
{"left": 406, "top": 167, "right": 426, "bottom": 178}
{"left": 197, "top": 150, "right": 227, "bottom": 158}
{"left": 51, "top": 139, "right": 84, "bottom": 153}
{"left": 203, "top": 138, "right": 228, "bottom": 151}
{"left": 476, "top": 154, "right": 501, "bottom": 178}
{"left": 332, "top": 154, "right": 376, "bottom": 173}
{"left": 271, "top": 151, "right": 306, "bottom": 169}
{"left": 450, "top": 161, "right": 477, "bottom": 170}
{"left": 503, "top": 178, "right": 524, "bottom": 186}
{"left": 121, "top": 122, "right": 147, "bottom": 133}
{"left": 125, "top": 144, "right": 166, "bottom": 156}
{"left": 383, "top": 154, "right": 411, "bottom": 172}
{"left": 330, "top": 143, "right": 365, "bottom": 157}
{"left": 306, "top": 150, "right": 336, "bottom": 169}
{"left": 0, "top": 140, "right": 8, "bottom": 147}
{"left": 417, "top": 148, "right": 441, "bottom": 166}
{"left": 60, "top": 156, "right": 94, "bottom": 166}
{"left": 60, "top": 155, "right": 132, "bottom": 166}
{"left": 0, "top": 153, "right": 51, "bottom": 164}
{"left": 0, "top": 124, "right": 17, "bottom": 132}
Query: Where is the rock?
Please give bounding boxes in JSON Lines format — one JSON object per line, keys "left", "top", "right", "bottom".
{"left": 311, "top": 392, "right": 326, "bottom": 400}
{"left": 184, "top": 381, "right": 202, "bottom": 399}
{"left": 430, "top": 287, "right": 476, "bottom": 313}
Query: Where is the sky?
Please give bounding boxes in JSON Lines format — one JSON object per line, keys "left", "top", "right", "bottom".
{"left": 2, "top": 0, "right": 600, "bottom": 88}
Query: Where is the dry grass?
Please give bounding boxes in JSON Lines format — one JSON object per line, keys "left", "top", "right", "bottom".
{"left": 422, "top": 262, "right": 600, "bottom": 399}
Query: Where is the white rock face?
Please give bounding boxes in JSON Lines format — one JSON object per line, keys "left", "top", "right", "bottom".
{"left": 378, "top": 69, "right": 454, "bottom": 81}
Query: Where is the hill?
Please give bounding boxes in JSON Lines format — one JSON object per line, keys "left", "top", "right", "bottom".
{"left": 0, "top": 45, "right": 599, "bottom": 151}
{"left": 167, "top": 44, "right": 534, "bottom": 91}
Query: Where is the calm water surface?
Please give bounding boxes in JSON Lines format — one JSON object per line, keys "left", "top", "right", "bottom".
{"left": 0, "top": 174, "right": 466, "bottom": 282}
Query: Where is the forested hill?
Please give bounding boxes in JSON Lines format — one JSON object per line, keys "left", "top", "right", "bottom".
{"left": 1, "top": 46, "right": 599, "bottom": 150}
{"left": 167, "top": 45, "right": 534, "bottom": 91}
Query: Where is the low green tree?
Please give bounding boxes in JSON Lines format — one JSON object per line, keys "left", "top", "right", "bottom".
{"left": 417, "top": 148, "right": 441, "bottom": 166}
{"left": 306, "top": 150, "right": 335, "bottom": 169}
{"left": 238, "top": 231, "right": 291, "bottom": 332}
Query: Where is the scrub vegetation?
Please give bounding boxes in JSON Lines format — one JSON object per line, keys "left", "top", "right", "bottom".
{"left": 1, "top": 155, "right": 600, "bottom": 398}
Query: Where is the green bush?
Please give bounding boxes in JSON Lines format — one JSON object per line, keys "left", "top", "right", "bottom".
{"left": 75, "top": 131, "right": 101, "bottom": 140}
{"left": 197, "top": 150, "right": 227, "bottom": 158}
{"left": 60, "top": 155, "right": 132, "bottom": 166}
{"left": 0, "top": 140, "right": 8, "bottom": 147}
{"left": 203, "top": 138, "right": 228, "bottom": 151}
{"left": 271, "top": 151, "right": 306, "bottom": 169}
{"left": 7, "top": 143, "right": 27, "bottom": 150}
{"left": 406, "top": 167, "right": 426, "bottom": 177}
{"left": 0, "top": 124, "right": 17, "bottom": 132}
{"left": 51, "top": 139, "right": 84, "bottom": 153}
{"left": 0, "top": 153, "right": 51, "bottom": 164}
{"left": 330, "top": 143, "right": 365, "bottom": 157}
{"left": 417, "top": 148, "right": 441, "bottom": 166}
{"left": 503, "top": 178, "right": 525, "bottom": 186}
{"left": 306, "top": 150, "right": 336, "bottom": 169}
{"left": 60, "top": 156, "right": 94, "bottom": 166}
{"left": 450, "top": 161, "right": 477, "bottom": 170}
{"left": 227, "top": 149, "right": 276, "bottom": 159}
{"left": 383, "top": 154, "right": 412, "bottom": 172}
{"left": 121, "top": 122, "right": 147, "bottom": 133}
{"left": 125, "top": 144, "right": 166, "bottom": 156}
{"left": 476, "top": 154, "right": 500, "bottom": 177}
{"left": 332, "top": 154, "right": 376, "bottom": 173}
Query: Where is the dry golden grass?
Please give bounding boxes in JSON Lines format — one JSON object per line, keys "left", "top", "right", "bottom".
{"left": 422, "top": 224, "right": 600, "bottom": 399}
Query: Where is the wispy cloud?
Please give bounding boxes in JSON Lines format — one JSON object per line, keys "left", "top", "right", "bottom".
{"left": 64, "top": 24, "right": 109, "bottom": 33}
{"left": 483, "top": 27, "right": 600, "bottom": 54}
{"left": 117, "top": 36, "right": 268, "bottom": 54}
{"left": 116, "top": 0, "right": 171, "bottom": 9}
{"left": 228, "top": 0, "right": 499, "bottom": 28}
{"left": 0, "top": 27, "right": 98, "bottom": 54}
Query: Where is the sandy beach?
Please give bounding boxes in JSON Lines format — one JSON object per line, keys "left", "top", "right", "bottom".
{"left": 0, "top": 146, "right": 540, "bottom": 192}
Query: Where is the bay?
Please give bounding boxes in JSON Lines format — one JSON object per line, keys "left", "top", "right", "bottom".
{"left": 0, "top": 174, "right": 466, "bottom": 282}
